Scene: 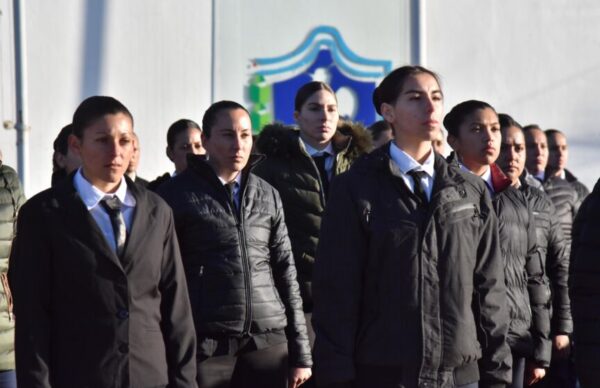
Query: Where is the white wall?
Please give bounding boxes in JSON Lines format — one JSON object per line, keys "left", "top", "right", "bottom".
{"left": 428, "top": 0, "right": 600, "bottom": 188}
{"left": 0, "top": 0, "right": 599, "bottom": 196}
{"left": 0, "top": 0, "right": 213, "bottom": 196}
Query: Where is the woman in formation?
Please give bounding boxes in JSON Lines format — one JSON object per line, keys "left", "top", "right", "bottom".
{"left": 445, "top": 100, "right": 552, "bottom": 388}
{"left": 312, "top": 67, "right": 511, "bottom": 388}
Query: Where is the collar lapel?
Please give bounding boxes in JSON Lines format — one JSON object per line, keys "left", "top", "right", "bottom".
{"left": 55, "top": 175, "right": 124, "bottom": 272}
{"left": 119, "top": 177, "right": 155, "bottom": 271}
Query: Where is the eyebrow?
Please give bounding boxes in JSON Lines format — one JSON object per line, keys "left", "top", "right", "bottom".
{"left": 402, "top": 89, "right": 443, "bottom": 95}
{"left": 307, "top": 102, "right": 337, "bottom": 106}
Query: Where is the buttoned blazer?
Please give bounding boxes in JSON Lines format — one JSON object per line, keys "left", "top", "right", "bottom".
{"left": 9, "top": 174, "right": 197, "bottom": 388}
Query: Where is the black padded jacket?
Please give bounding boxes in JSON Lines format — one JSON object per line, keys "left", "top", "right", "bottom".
{"left": 543, "top": 176, "right": 578, "bottom": 256}
{"left": 519, "top": 175, "right": 571, "bottom": 336}
{"left": 158, "top": 155, "right": 312, "bottom": 367}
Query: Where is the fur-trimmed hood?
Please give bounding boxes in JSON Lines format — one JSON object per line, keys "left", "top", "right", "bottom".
{"left": 255, "top": 121, "right": 372, "bottom": 159}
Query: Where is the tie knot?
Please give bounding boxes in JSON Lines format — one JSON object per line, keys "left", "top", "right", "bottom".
{"left": 407, "top": 169, "right": 427, "bottom": 180}
{"left": 100, "top": 197, "right": 122, "bottom": 214}
{"left": 224, "top": 181, "right": 237, "bottom": 193}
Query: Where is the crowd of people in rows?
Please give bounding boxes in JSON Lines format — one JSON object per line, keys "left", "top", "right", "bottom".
{"left": 1, "top": 65, "right": 600, "bottom": 388}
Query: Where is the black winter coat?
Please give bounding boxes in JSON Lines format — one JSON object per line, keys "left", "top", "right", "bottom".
{"left": 520, "top": 176, "right": 571, "bottom": 336}
{"left": 565, "top": 169, "right": 589, "bottom": 207}
{"left": 158, "top": 155, "right": 312, "bottom": 367}
{"left": 313, "top": 148, "right": 511, "bottom": 387}
{"left": 472, "top": 163, "right": 551, "bottom": 366}
{"left": 569, "top": 178, "right": 600, "bottom": 387}
{"left": 253, "top": 122, "right": 371, "bottom": 312}
{"left": 543, "top": 175, "right": 578, "bottom": 256}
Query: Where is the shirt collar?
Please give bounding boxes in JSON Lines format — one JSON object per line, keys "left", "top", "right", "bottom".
{"left": 535, "top": 170, "right": 545, "bottom": 181}
{"left": 459, "top": 163, "right": 494, "bottom": 193}
{"left": 73, "top": 168, "right": 135, "bottom": 210}
{"left": 300, "top": 137, "right": 334, "bottom": 157}
{"left": 218, "top": 172, "right": 242, "bottom": 187}
{"left": 389, "top": 141, "right": 435, "bottom": 178}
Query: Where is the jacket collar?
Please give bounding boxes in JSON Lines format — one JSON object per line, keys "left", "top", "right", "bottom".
{"left": 53, "top": 171, "right": 157, "bottom": 273}
{"left": 186, "top": 153, "right": 264, "bottom": 190}
{"left": 366, "top": 145, "right": 465, "bottom": 206}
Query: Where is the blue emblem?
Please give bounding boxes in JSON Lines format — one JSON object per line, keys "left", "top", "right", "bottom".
{"left": 249, "top": 26, "right": 392, "bottom": 132}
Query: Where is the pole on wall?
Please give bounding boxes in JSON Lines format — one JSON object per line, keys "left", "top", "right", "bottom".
{"left": 410, "top": 0, "right": 427, "bottom": 66}
{"left": 210, "top": 0, "right": 216, "bottom": 104}
{"left": 13, "top": 0, "right": 29, "bottom": 192}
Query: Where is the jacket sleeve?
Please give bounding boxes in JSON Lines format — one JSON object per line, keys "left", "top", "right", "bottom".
{"left": 473, "top": 190, "right": 512, "bottom": 388}
{"left": 312, "top": 173, "right": 367, "bottom": 385}
{"left": 524, "top": 201, "right": 552, "bottom": 366}
{"left": 544, "top": 201, "right": 572, "bottom": 335}
{"left": 268, "top": 188, "right": 312, "bottom": 368}
{"left": 8, "top": 201, "right": 52, "bottom": 387}
{"left": 159, "top": 208, "right": 198, "bottom": 388}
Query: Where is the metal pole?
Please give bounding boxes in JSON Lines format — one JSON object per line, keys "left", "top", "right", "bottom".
{"left": 410, "top": 0, "right": 427, "bottom": 66}
{"left": 13, "top": 0, "right": 28, "bottom": 192}
{"left": 210, "top": 0, "right": 216, "bottom": 103}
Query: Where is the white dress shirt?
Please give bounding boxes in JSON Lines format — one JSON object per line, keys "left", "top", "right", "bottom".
{"left": 73, "top": 169, "right": 136, "bottom": 253}
{"left": 389, "top": 142, "right": 435, "bottom": 201}
{"left": 300, "top": 138, "right": 335, "bottom": 180}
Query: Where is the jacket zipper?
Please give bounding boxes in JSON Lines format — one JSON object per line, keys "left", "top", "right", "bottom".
{"left": 230, "top": 183, "right": 253, "bottom": 336}
{"left": 301, "top": 147, "right": 327, "bottom": 207}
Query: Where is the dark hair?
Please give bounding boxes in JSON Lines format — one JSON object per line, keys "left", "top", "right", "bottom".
{"left": 367, "top": 120, "right": 392, "bottom": 142}
{"left": 443, "top": 100, "right": 496, "bottom": 138}
{"left": 53, "top": 124, "right": 73, "bottom": 155}
{"left": 522, "top": 124, "right": 542, "bottom": 133}
{"left": 544, "top": 128, "right": 564, "bottom": 138}
{"left": 202, "top": 100, "right": 250, "bottom": 138}
{"left": 72, "top": 96, "right": 133, "bottom": 138}
{"left": 294, "top": 81, "right": 337, "bottom": 112}
{"left": 498, "top": 113, "right": 522, "bottom": 130}
{"left": 372, "top": 65, "right": 441, "bottom": 115}
{"left": 167, "top": 119, "right": 201, "bottom": 149}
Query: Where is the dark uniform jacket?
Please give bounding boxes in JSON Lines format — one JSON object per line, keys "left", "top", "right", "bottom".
{"left": 481, "top": 165, "right": 551, "bottom": 367}
{"left": 158, "top": 155, "right": 312, "bottom": 368}
{"left": 569, "top": 178, "right": 600, "bottom": 387}
{"left": 313, "top": 148, "right": 511, "bottom": 387}
{"left": 253, "top": 122, "right": 371, "bottom": 312}
{"left": 564, "top": 168, "right": 589, "bottom": 206}
{"left": 9, "top": 174, "right": 197, "bottom": 388}
{"left": 543, "top": 175, "right": 578, "bottom": 256}
{"left": 519, "top": 176, "right": 571, "bottom": 336}
{"left": 147, "top": 172, "right": 171, "bottom": 192}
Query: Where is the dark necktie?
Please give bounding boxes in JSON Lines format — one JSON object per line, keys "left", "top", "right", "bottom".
{"left": 100, "top": 197, "right": 127, "bottom": 258}
{"left": 312, "top": 154, "right": 330, "bottom": 199}
{"left": 407, "top": 169, "right": 429, "bottom": 206}
{"left": 224, "top": 181, "right": 238, "bottom": 211}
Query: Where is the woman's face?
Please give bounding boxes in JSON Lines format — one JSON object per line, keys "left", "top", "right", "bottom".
{"left": 497, "top": 125, "right": 526, "bottom": 183}
{"left": 449, "top": 107, "right": 501, "bottom": 171}
{"left": 381, "top": 73, "right": 443, "bottom": 143}
{"left": 167, "top": 127, "right": 205, "bottom": 173}
{"left": 295, "top": 89, "right": 339, "bottom": 149}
